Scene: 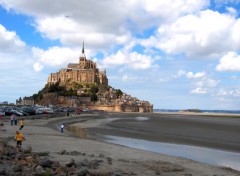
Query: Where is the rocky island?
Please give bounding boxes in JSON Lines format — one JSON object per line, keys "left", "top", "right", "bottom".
{"left": 17, "top": 45, "right": 153, "bottom": 113}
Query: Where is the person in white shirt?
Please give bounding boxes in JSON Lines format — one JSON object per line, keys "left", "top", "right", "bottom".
{"left": 60, "top": 124, "right": 64, "bottom": 133}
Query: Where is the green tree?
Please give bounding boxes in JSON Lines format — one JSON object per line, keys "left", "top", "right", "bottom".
{"left": 116, "top": 89, "right": 123, "bottom": 98}
{"left": 90, "top": 84, "right": 99, "bottom": 93}
{"left": 32, "top": 91, "right": 43, "bottom": 103}
{"left": 48, "top": 82, "right": 65, "bottom": 93}
{"left": 90, "top": 93, "right": 98, "bottom": 103}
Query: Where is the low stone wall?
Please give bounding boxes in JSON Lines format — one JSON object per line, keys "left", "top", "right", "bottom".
{"left": 84, "top": 105, "right": 116, "bottom": 112}
{"left": 84, "top": 104, "right": 153, "bottom": 113}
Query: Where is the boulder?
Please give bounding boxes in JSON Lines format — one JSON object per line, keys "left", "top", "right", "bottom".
{"left": 65, "top": 159, "right": 75, "bottom": 167}
{"left": 39, "top": 158, "right": 53, "bottom": 168}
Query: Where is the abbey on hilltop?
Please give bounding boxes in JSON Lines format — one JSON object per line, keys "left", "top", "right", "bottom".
{"left": 17, "top": 43, "right": 153, "bottom": 113}
{"left": 48, "top": 43, "right": 108, "bottom": 86}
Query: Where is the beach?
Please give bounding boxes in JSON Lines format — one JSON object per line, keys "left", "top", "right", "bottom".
{"left": 1, "top": 112, "right": 240, "bottom": 176}
{"left": 81, "top": 112, "right": 240, "bottom": 152}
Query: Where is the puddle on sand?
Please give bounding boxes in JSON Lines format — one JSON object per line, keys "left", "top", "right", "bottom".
{"left": 67, "top": 125, "right": 88, "bottom": 138}
{"left": 104, "top": 135, "right": 240, "bottom": 171}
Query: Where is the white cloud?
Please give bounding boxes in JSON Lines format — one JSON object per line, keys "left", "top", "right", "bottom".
{"left": 175, "top": 69, "right": 219, "bottom": 95}
{"left": 141, "top": 0, "right": 208, "bottom": 17}
{"left": 100, "top": 51, "right": 127, "bottom": 67}
{"left": 230, "top": 89, "right": 240, "bottom": 96}
{"left": 217, "top": 88, "right": 240, "bottom": 97}
{"left": 186, "top": 71, "right": 206, "bottom": 79}
{"left": 100, "top": 50, "right": 156, "bottom": 70}
{"left": 214, "top": 0, "right": 240, "bottom": 6}
{"left": 0, "top": 24, "right": 25, "bottom": 52}
{"left": 0, "top": 0, "right": 209, "bottom": 50}
{"left": 127, "top": 0, "right": 209, "bottom": 30}
{"left": 32, "top": 46, "right": 81, "bottom": 67}
{"left": 0, "top": 0, "right": 132, "bottom": 49}
{"left": 191, "top": 87, "right": 207, "bottom": 94}
{"left": 0, "top": 52, "right": 47, "bottom": 102}
{"left": 35, "top": 16, "right": 132, "bottom": 48}
{"left": 129, "top": 52, "right": 154, "bottom": 69}
{"left": 226, "top": 7, "right": 238, "bottom": 17}
{"left": 122, "top": 74, "right": 138, "bottom": 82}
{"left": 175, "top": 70, "right": 206, "bottom": 79}
{"left": 195, "top": 79, "right": 219, "bottom": 88}
{"left": 216, "top": 52, "right": 240, "bottom": 71}
{"left": 174, "top": 69, "right": 219, "bottom": 86}
{"left": 216, "top": 89, "right": 228, "bottom": 96}
{"left": 1, "top": 0, "right": 239, "bottom": 60}
{"left": 33, "top": 62, "right": 44, "bottom": 72}
{"left": 141, "top": 10, "right": 240, "bottom": 58}
{"left": 175, "top": 69, "right": 186, "bottom": 78}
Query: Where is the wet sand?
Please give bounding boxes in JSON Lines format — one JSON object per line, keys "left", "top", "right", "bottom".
{"left": 1, "top": 112, "right": 240, "bottom": 175}
{"left": 78, "top": 112, "right": 240, "bottom": 153}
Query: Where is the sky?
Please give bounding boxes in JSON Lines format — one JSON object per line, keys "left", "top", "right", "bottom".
{"left": 0, "top": 0, "right": 240, "bottom": 110}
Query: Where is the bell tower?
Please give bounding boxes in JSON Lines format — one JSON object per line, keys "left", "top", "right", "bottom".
{"left": 79, "top": 41, "right": 87, "bottom": 69}
{"left": 79, "top": 41, "right": 86, "bottom": 62}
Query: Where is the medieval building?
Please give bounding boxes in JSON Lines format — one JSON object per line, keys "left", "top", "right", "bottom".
{"left": 38, "top": 43, "right": 153, "bottom": 113}
{"left": 47, "top": 44, "right": 108, "bottom": 86}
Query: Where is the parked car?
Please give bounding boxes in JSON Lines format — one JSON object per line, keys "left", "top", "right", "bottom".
{"left": 12, "top": 109, "right": 24, "bottom": 116}
{"left": 82, "top": 108, "right": 89, "bottom": 112}
{"left": 0, "top": 111, "right": 5, "bottom": 117}
{"left": 35, "top": 107, "right": 54, "bottom": 114}
{"left": 21, "top": 107, "right": 35, "bottom": 115}
{"left": 43, "top": 108, "right": 54, "bottom": 114}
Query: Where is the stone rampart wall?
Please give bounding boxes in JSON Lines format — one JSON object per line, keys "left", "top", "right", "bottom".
{"left": 84, "top": 104, "right": 153, "bottom": 113}
{"left": 40, "top": 93, "right": 153, "bottom": 113}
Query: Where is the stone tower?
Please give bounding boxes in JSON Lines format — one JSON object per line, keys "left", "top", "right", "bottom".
{"left": 47, "top": 43, "right": 108, "bottom": 86}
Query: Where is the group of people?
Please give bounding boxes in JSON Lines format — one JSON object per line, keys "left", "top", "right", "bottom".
{"left": 10, "top": 114, "right": 64, "bottom": 148}
{"left": 10, "top": 114, "right": 25, "bottom": 148}
{"left": 10, "top": 114, "right": 18, "bottom": 126}
{"left": 10, "top": 114, "right": 24, "bottom": 130}
{"left": 11, "top": 113, "right": 65, "bottom": 149}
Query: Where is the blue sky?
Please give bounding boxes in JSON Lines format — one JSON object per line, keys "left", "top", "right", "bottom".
{"left": 0, "top": 0, "right": 240, "bottom": 110}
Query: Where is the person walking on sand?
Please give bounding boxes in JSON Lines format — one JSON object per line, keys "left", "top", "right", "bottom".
{"left": 60, "top": 124, "right": 64, "bottom": 133}
{"left": 10, "top": 114, "right": 14, "bottom": 126}
{"left": 16, "top": 131, "right": 24, "bottom": 148}
{"left": 14, "top": 115, "right": 18, "bottom": 125}
{"left": 19, "top": 119, "right": 24, "bottom": 130}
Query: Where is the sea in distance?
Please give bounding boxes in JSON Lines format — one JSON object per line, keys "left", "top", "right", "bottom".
{"left": 154, "top": 109, "right": 240, "bottom": 114}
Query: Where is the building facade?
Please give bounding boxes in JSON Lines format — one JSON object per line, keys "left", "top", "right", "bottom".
{"left": 16, "top": 97, "right": 35, "bottom": 106}
{"left": 47, "top": 46, "right": 108, "bottom": 86}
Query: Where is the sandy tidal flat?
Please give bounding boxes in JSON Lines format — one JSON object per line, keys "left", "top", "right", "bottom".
{"left": 1, "top": 113, "right": 240, "bottom": 176}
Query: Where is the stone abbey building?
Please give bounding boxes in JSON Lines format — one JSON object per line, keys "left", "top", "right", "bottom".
{"left": 47, "top": 46, "right": 108, "bottom": 86}
{"left": 36, "top": 44, "right": 153, "bottom": 113}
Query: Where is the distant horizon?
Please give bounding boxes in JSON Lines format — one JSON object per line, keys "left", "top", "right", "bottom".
{"left": 154, "top": 109, "right": 240, "bottom": 112}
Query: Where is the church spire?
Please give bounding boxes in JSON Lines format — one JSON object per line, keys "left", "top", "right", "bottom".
{"left": 82, "top": 41, "right": 85, "bottom": 54}
{"left": 79, "top": 41, "right": 86, "bottom": 62}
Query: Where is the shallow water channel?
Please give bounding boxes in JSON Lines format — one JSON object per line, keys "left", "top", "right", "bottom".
{"left": 104, "top": 135, "right": 240, "bottom": 171}
{"left": 67, "top": 117, "right": 240, "bottom": 171}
